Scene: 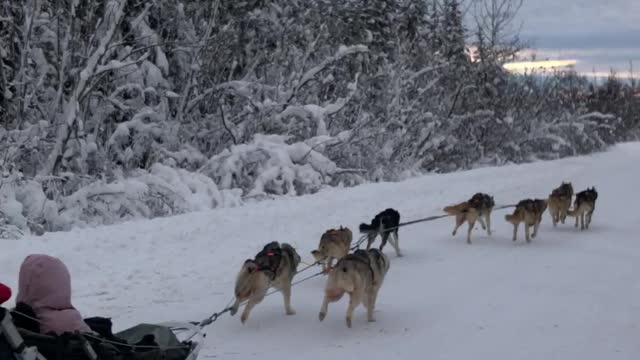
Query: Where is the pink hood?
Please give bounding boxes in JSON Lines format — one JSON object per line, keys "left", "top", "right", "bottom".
{"left": 16, "top": 254, "right": 92, "bottom": 335}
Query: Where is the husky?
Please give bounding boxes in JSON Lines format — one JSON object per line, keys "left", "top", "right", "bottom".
{"left": 311, "top": 226, "right": 353, "bottom": 273}
{"left": 230, "top": 241, "right": 301, "bottom": 324}
{"left": 443, "top": 192, "right": 495, "bottom": 244}
{"left": 567, "top": 187, "right": 598, "bottom": 230}
{"left": 505, "top": 199, "right": 548, "bottom": 243}
{"left": 318, "top": 248, "right": 390, "bottom": 328}
{"left": 547, "top": 182, "right": 574, "bottom": 226}
{"left": 359, "top": 208, "right": 402, "bottom": 257}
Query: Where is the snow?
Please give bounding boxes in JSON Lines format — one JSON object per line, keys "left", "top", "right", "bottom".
{"left": 2, "top": 143, "right": 640, "bottom": 359}
{"left": 200, "top": 134, "right": 341, "bottom": 197}
{"left": 0, "top": 185, "right": 27, "bottom": 231}
{"left": 142, "top": 60, "right": 169, "bottom": 89}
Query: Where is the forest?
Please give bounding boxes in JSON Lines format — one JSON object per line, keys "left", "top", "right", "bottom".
{"left": 1, "top": 0, "right": 638, "bottom": 237}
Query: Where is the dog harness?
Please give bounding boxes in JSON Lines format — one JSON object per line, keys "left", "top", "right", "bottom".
{"left": 340, "top": 251, "right": 376, "bottom": 284}
{"left": 254, "top": 250, "right": 281, "bottom": 281}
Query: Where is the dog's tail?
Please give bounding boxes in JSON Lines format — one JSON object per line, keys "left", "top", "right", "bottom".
{"left": 443, "top": 202, "right": 468, "bottom": 215}
{"left": 566, "top": 207, "right": 579, "bottom": 217}
{"left": 235, "top": 260, "right": 264, "bottom": 297}
{"left": 359, "top": 222, "right": 375, "bottom": 233}
{"left": 505, "top": 206, "right": 528, "bottom": 223}
{"left": 504, "top": 208, "right": 522, "bottom": 224}
{"left": 281, "top": 243, "right": 301, "bottom": 270}
{"left": 566, "top": 197, "right": 582, "bottom": 216}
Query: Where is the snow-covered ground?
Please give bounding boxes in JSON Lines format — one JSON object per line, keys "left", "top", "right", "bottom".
{"left": 2, "top": 143, "right": 640, "bottom": 360}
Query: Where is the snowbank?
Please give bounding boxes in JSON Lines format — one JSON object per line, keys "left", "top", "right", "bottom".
{"left": 1, "top": 133, "right": 350, "bottom": 235}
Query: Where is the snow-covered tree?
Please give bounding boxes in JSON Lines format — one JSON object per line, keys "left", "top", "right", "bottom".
{"left": 0, "top": 0, "right": 635, "bottom": 236}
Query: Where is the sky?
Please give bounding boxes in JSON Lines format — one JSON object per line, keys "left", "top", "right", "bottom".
{"left": 513, "top": 0, "right": 640, "bottom": 78}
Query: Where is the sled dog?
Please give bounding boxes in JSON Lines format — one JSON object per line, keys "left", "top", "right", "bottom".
{"left": 567, "top": 187, "right": 598, "bottom": 230}
{"left": 443, "top": 192, "right": 495, "bottom": 244}
{"left": 548, "top": 182, "right": 574, "bottom": 226}
{"left": 359, "top": 208, "right": 402, "bottom": 257}
{"left": 318, "top": 249, "right": 390, "bottom": 328}
{"left": 230, "top": 241, "right": 301, "bottom": 324}
{"left": 312, "top": 226, "right": 353, "bottom": 272}
{"left": 505, "top": 199, "right": 547, "bottom": 242}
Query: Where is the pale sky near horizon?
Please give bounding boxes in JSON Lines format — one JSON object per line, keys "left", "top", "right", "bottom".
{"left": 514, "top": 0, "right": 639, "bottom": 77}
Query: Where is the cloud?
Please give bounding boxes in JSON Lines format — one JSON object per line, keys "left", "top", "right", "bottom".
{"left": 503, "top": 59, "right": 578, "bottom": 72}
{"left": 522, "top": 30, "right": 640, "bottom": 51}
{"left": 510, "top": 0, "right": 640, "bottom": 75}
{"left": 519, "top": 47, "right": 639, "bottom": 75}
{"left": 516, "top": 0, "right": 640, "bottom": 34}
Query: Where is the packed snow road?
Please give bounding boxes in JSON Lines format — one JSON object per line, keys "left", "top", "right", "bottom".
{"left": 2, "top": 143, "right": 640, "bottom": 359}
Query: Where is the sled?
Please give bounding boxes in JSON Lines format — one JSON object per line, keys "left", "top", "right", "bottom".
{"left": 0, "top": 307, "right": 203, "bottom": 360}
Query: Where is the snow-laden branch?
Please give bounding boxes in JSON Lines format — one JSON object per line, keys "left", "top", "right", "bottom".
{"left": 407, "top": 64, "right": 448, "bottom": 83}
{"left": 40, "top": 0, "right": 127, "bottom": 176}
{"left": 278, "top": 73, "right": 360, "bottom": 136}
{"left": 290, "top": 45, "right": 368, "bottom": 102}
{"left": 185, "top": 80, "right": 275, "bottom": 114}
{"left": 577, "top": 112, "right": 616, "bottom": 121}
{"left": 175, "top": 0, "right": 221, "bottom": 123}
{"left": 94, "top": 53, "right": 150, "bottom": 78}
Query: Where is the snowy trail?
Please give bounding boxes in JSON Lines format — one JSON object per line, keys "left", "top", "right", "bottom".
{"left": 2, "top": 143, "right": 640, "bottom": 360}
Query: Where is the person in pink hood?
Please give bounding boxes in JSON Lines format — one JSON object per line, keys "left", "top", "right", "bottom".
{"left": 16, "top": 254, "right": 92, "bottom": 335}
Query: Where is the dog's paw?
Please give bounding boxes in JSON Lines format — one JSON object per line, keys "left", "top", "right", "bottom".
{"left": 286, "top": 308, "right": 296, "bottom": 315}
{"left": 319, "top": 312, "right": 326, "bottom": 321}
{"left": 241, "top": 314, "right": 248, "bottom": 324}
{"left": 346, "top": 317, "right": 352, "bottom": 328}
